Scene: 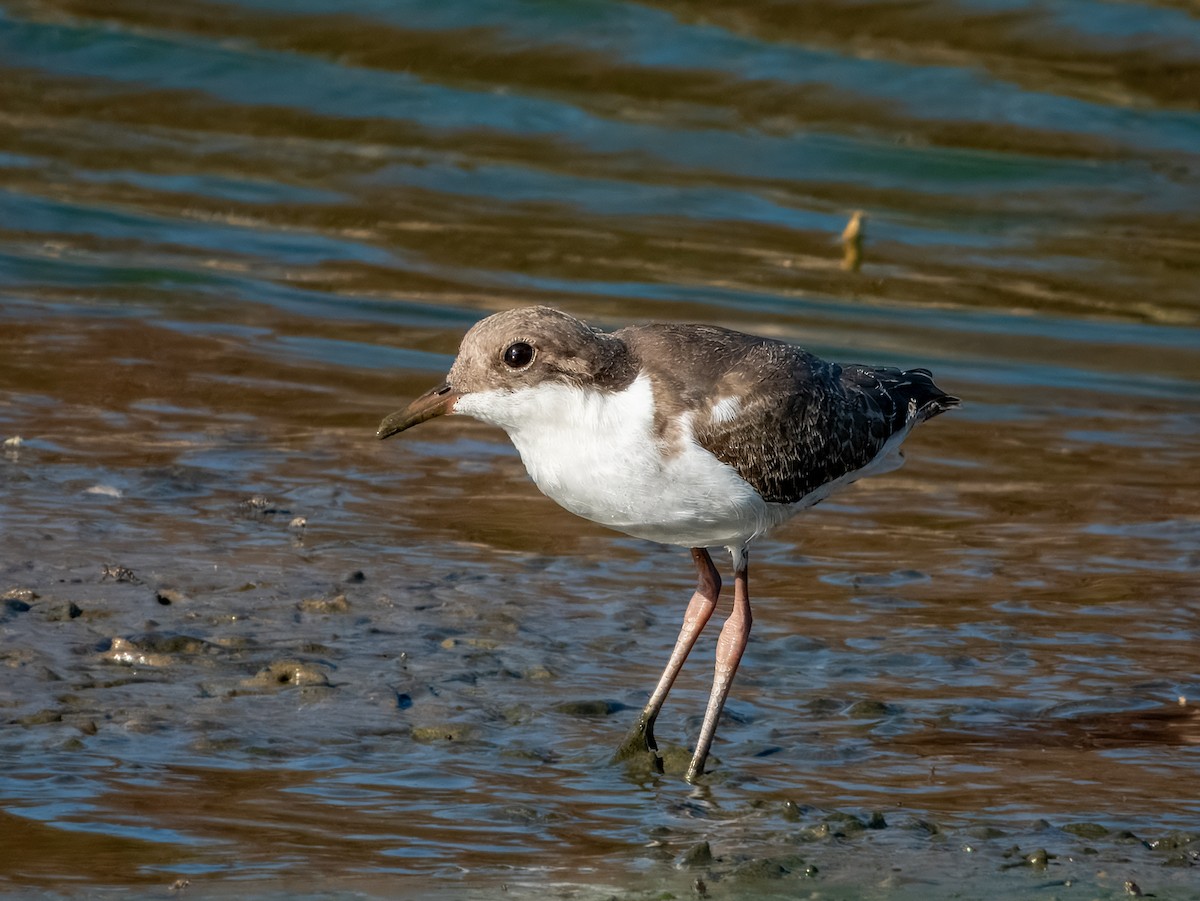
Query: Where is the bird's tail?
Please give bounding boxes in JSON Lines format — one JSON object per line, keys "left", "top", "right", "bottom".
{"left": 901, "top": 367, "right": 961, "bottom": 423}
{"left": 841, "top": 364, "right": 960, "bottom": 434}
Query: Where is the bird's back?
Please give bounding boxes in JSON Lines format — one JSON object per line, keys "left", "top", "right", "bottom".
{"left": 620, "top": 324, "right": 959, "bottom": 507}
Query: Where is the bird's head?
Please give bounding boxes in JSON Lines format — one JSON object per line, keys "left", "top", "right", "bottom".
{"left": 376, "top": 306, "right": 633, "bottom": 439}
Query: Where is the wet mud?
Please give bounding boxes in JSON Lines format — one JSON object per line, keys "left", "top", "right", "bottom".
{"left": 2, "top": 0, "right": 1199, "bottom": 898}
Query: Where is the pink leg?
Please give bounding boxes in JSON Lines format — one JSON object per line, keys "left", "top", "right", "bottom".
{"left": 686, "top": 558, "right": 751, "bottom": 782}
{"left": 613, "top": 548, "right": 720, "bottom": 761}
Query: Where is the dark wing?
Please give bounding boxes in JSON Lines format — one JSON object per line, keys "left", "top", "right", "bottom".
{"left": 694, "top": 343, "right": 884, "bottom": 503}
{"left": 619, "top": 324, "right": 958, "bottom": 505}
{"left": 621, "top": 328, "right": 953, "bottom": 506}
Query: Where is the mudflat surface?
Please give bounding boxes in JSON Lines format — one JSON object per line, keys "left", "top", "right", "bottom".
{"left": 1, "top": 1, "right": 1198, "bottom": 898}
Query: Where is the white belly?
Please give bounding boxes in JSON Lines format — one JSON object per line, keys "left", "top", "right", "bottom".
{"left": 455, "top": 375, "right": 792, "bottom": 549}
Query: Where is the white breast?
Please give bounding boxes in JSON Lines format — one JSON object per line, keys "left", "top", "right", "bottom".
{"left": 454, "top": 375, "right": 793, "bottom": 549}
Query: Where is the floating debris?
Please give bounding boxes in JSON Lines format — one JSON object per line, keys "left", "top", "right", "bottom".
{"left": 841, "top": 209, "right": 866, "bottom": 272}
{"left": 84, "top": 485, "right": 122, "bottom": 498}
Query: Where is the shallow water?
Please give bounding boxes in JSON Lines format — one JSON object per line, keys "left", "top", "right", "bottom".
{"left": 2, "top": 0, "right": 1199, "bottom": 898}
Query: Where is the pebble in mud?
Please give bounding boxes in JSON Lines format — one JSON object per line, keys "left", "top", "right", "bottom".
{"left": 102, "top": 634, "right": 219, "bottom": 668}
{"left": 44, "top": 601, "right": 83, "bottom": 621}
{"left": 726, "top": 854, "right": 809, "bottom": 881}
{"left": 1152, "top": 830, "right": 1200, "bottom": 868}
{"left": 677, "top": 841, "right": 713, "bottom": 868}
{"left": 1025, "top": 848, "right": 1052, "bottom": 868}
{"left": 613, "top": 740, "right": 694, "bottom": 780}
{"left": 103, "top": 637, "right": 174, "bottom": 668}
{"left": 1001, "top": 846, "right": 1056, "bottom": 870}
{"left": 822, "top": 811, "right": 871, "bottom": 837}
{"left": 2, "top": 598, "right": 32, "bottom": 618}
{"left": 657, "top": 744, "right": 695, "bottom": 776}
{"left": 1148, "top": 831, "right": 1200, "bottom": 851}
{"left": 665, "top": 832, "right": 834, "bottom": 889}
{"left": 844, "top": 698, "right": 901, "bottom": 718}
{"left": 410, "top": 723, "right": 479, "bottom": 742}
{"left": 297, "top": 594, "right": 350, "bottom": 614}
{"left": 1064, "top": 822, "right": 1110, "bottom": 839}
{"left": 240, "top": 659, "right": 333, "bottom": 691}
{"left": 155, "top": 588, "right": 191, "bottom": 606}
{"left": 552, "top": 699, "right": 627, "bottom": 717}
{"left": 15, "top": 709, "right": 63, "bottom": 727}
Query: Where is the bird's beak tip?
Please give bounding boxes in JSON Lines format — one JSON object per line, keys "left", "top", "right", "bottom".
{"left": 375, "top": 421, "right": 401, "bottom": 441}
{"left": 377, "top": 383, "right": 458, "bottom": 440}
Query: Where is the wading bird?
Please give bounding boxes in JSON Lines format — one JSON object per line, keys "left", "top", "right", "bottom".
{"left": 378, "top": 306, "right": 958, "bottom": 781}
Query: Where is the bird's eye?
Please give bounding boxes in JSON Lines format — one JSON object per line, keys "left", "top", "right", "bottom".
{"left": 503, "top": 342, "right": 535, "bottom": 369}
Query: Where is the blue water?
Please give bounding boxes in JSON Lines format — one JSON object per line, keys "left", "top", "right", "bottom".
{"left": 1, "top": 0, "right": 1198, "bottom": 898}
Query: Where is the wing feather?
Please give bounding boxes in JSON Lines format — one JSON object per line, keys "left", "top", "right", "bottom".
{"left": 619, "top": 325, "right": 958, "bottom": 505}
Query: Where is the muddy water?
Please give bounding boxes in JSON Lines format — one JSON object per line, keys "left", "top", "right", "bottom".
{"left": 2, "top": 0, "right": 1199, "bottom": 898}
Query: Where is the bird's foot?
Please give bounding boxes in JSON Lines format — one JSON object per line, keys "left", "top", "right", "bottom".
{"left": 611, "top": 712, "right": 663, "bottom": 771}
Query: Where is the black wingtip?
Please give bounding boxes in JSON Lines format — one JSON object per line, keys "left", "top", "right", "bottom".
{"left": 930, "top": 392, "right": 962, "bottom": 414}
